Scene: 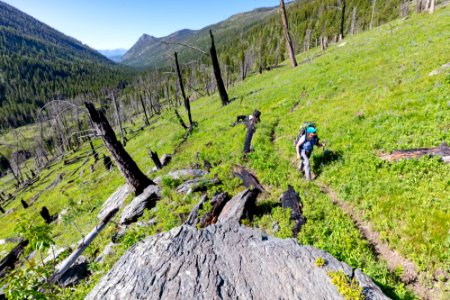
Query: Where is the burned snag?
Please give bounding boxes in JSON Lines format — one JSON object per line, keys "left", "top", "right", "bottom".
{"left": 232, "top": 165, "right": 265, "bottom": 193}
{"left": 280, "top": 0, "right": 297, "bottom": 67}
{"left": 148, "top": 149, "right": 163, "bottom": 170}
{"left": 209, "top": 30, "right": 229, "bottom": 106}
{"left": 174, "top": 52, "right": 193, "bottom": 127}
{"left": 85, "top": 102, "right": 154, "bottom": 195}
{"left": 280, "top": 186, "right": 306, "bottom": 237}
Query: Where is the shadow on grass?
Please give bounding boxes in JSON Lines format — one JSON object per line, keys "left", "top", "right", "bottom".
{"left": 252, "top": 200, "right": 280, "bottom": 219}
{"left": 373, "top": 278, "right": 416, "bottom": 300}
{"left": 312, "top": 149, "right": 342, "bottom": 178}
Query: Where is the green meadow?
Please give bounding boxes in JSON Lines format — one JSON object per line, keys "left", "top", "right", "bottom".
{"left": 0, "top": 7, "right": 448, "bottom": 299}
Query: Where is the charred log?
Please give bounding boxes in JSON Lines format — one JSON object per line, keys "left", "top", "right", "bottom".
{"left": 232, "top": 165, "right": 265, "bottom": 193}
{"left": 379, "top": 142, "right": 450, "bottom": 163}
{"left": 280, "top": 185, "right": 306, "bottom": 237}
{"left": 20, "top": 199, "right": 28, "bottom": 209}
{"left": 148, "top": 149, "right": 163, "bottom": 170}
{"left": 0, "top": 239, "right": 29, "bottom": 279}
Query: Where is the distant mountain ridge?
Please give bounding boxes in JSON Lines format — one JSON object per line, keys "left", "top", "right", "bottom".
{"left": 98, "top": 48, "right": 128, "bottom": 62}
{"left": 0, "top": 0, "right": 122, "bottom": 128}
{"left": 121, "top": 7, "right": 277, "bottom": 68}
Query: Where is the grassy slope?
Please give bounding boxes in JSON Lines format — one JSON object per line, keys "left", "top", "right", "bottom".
{"left": 0, "top": 7, "right": 448, "bottom": 299}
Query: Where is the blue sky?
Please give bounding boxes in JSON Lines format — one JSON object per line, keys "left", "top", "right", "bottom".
{"left": 3, "top": 0, "right": 278, "bottom": 50}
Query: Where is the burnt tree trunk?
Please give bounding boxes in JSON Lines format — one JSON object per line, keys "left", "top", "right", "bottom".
{"left": 174, "top": 52, "right": 193, "bottom": 127}
{"left": 0, "top": 239, "right": 29, "bottom": 278}
{"left": 243, "top": 124, "right": 255, "bottom": 155}
{"left": 280, "top": 0, "right": 297, "bottom": 67}
{"left": 112, "top": 92, "right": 127, "bottom": 146}
{"left": 280, "top": 185, "right": 306, "bottom": 237}
{"left": 87, "top": 136, "right": 99, "bottom": 162}
{"left": 85, "top": 102, "right": 154, "bottom": 195}
{"left": 20, "top": 199, "right": 28, "bottom": 209}
{"left": 148, "top": 149, "right": 163, "bottom": 170}
{"left": 339, "top": 0, "right": 346, "bottom": 40}
{"left": 140, "top": 94, "right": 150, "bottom": 126}
{"left": 209, "top": 30, "right": 229, "bottom": 106}
{"left": 232, "top": 165, "right": 265, "bottom": 193}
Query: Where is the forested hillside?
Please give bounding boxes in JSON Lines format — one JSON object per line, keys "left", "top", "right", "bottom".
{"left": 0, "top": 1, "right": 127, "bottom": 128}
{"left": 123, "top": 0, "right": 403, "bottom": 72}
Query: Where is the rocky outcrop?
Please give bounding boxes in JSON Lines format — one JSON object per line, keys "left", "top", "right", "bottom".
{"left": 86, "top": 223, "right": 388, "bottom": 300}
{"left": 120, "top": 185, "right": 161, "bottom": 224}
{"left": 217, "top": 189, "right": 258, "bottom": 224}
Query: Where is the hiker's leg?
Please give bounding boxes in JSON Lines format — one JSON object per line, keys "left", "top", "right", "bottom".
{"left": 301, "top": 150, "right": 311, "bottom": 180}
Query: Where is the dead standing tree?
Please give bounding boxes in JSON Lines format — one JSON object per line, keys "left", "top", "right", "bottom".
{"left": 111, "top": 91, "right": 127, "bottom": 146}
{"left": 85, "top": 102, "right": 154, "bottom": 195}
{"left": 339, "top": 0, "right": 346, "bottom": 41}
{"left": 174, "top": 52, "right": 194, "bottom": 128}
{"left": 209, "top": 30, "right": 229, "bottom": 106}
{"left": 280, "top": 0, "right": 297, "bottom": 67}
{"left": 162, "top": 29, "right": 230, "bottom": 106}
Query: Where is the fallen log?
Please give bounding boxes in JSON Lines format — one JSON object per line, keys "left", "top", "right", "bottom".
{"left": 49, "top": 208, "right": 119, "bottom": 284}
{"left": 232, "top": 165, "right": 265, "bottom": 193}
{"left": 379, "top": 142, "right": 450, "bottom": 163}
{"left": 280, "top": 185, "right": 306, "bottom": 237}
{"left": 0, "top": 239, "right": 29, "bottom": 279}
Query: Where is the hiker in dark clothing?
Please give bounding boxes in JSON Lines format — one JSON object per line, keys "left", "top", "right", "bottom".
{"left": 231, "top": 109, "right": 261, "bottom": 128}
{"left": 295, "top": 127, "right": 324, "bottom": 180}
{"left": 231, "top": 110, "right": 261, "bottom": 156}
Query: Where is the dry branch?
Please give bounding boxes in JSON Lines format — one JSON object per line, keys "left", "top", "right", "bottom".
{"left": 379, "top": 142, "right": 450, "bottom": 163}
{"left": 50, "top": 208, "right": 119, "bottom": 284}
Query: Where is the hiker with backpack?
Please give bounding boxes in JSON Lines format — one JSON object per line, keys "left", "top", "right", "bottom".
{"left": 231, "top": 109, "right": 261, "bottom": 157}
{"left": 294, "top": 124, "right": 325, "bottom": 181}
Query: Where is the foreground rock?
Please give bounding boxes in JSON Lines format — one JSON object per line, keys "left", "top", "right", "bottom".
{"left": 120, "top": 185, "right": 161, "bottom": 224}
{"left": 86, "top": 223, "right": 388, "bottom": 300}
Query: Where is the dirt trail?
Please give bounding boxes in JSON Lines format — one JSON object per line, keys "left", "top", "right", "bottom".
{"left": 317, "top": 183, "right": 444, "bottom": 300}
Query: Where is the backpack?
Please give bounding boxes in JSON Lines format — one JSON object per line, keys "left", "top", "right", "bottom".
{"left": 293, "top": 122, "right": 316, "bottom": 147}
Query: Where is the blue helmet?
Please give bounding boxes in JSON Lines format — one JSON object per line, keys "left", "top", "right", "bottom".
{"left": 306, "top": 127, "right": 316, "bottom": 134}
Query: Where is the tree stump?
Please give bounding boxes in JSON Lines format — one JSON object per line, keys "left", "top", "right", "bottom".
{"left": 280, "top": 185, "right": 306, "bottom": 237}
{"left": 20, "top": 199, "right": 29, "bottom": 209}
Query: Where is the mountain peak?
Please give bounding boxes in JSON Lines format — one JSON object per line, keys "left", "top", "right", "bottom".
{"left": 139, "top": 34, "right": 159, "bottom": 42}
